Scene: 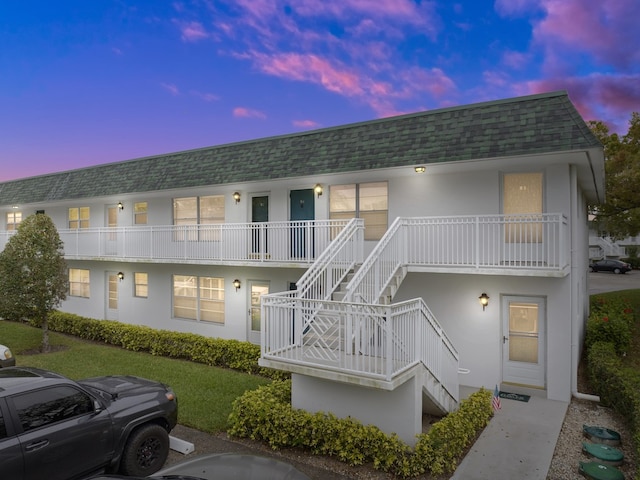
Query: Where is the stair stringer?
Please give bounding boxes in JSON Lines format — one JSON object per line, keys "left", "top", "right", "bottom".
{"left": 420, "top": 362, "right": 458, "bottom": 416}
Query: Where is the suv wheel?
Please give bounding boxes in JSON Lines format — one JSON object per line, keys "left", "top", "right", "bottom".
{"left": 120, "top": 423, "right": 169, "bottom": 476}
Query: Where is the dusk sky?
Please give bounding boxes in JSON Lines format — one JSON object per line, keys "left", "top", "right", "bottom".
{"left": 1, "top": 0, "right": 639, "bottom": 182}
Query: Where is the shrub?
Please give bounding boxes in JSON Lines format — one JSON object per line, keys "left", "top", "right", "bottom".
{"left": 227, "top": 380, "right": 493, "bottom": 478}
{"left": 43, "top": 311, "right": 288, "bottom": 380}
{"left": 587, "top": 341, "right": 640, "bottom": 467}
{"left": 585, "top": 296, "right": 634, "bottom": 355}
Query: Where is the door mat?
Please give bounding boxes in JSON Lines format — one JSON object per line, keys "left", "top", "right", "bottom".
{"left": 499, "top": 391, "right": 530, "bottom": 402}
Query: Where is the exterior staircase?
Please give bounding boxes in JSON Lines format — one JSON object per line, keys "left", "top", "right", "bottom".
{"left": 261, "top": 217, "right": 459, "bottom": 428}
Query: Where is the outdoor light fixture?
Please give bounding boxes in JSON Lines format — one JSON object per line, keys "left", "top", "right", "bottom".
{"left": 414, "top": 166, "right": 426, "bottom": 173}
{"left": 314, "top": 184, "right": 323, "bottom": 197}
{"left": 233, "top": 192, "right": 241, "bottom": 204}
{"left": 118, "top": 202, "right": 124, "bottom": 210}
{"left": 117, "top": 272, "right": 125, "bottom": 281}
{"left": 233, "top": 279, "right": 241, "bottom": 291}
{"left": 479, "top": 293, "right": 489, "bottom": 311}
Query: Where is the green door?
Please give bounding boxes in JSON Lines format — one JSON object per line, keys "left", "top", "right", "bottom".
{"left": 251, "top": 196, "right": 269, "bottom": 255}
{"left": 290, "top": 189, "right": 314, "bottom": 258}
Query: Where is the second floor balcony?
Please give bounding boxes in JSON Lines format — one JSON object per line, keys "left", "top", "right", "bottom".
{"left": 0, "top": 214, "right": 569, "bottom": 274}
{"left": 55, "top": 220, "right": 350, "bottom": 266}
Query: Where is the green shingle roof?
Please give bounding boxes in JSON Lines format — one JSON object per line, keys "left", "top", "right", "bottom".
{"left": 0, "top": 91, "right": 602, "bottom": 205}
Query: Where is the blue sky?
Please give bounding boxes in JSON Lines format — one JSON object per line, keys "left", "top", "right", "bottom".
{"left": 1, "top": 0, "right": 638, "bottom": 181}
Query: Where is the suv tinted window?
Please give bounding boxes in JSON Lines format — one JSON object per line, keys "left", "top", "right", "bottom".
{"left": 0, "top": 407, "right": 6, "bottom": 438}
{"left": 13, "top": 386, "right": 94, "bottom": 432}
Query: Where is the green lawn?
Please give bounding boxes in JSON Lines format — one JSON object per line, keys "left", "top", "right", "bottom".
{"left": 0, "top": 321, "right": 270, "bottom": 432}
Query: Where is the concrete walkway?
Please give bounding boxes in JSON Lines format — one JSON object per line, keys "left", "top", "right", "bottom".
{"left": 451, "top": 390, "right": 568, "bottom": 480}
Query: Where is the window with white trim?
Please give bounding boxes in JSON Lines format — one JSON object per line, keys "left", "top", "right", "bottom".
{"left": 329, "top": 182, "right": 388, "bottom": 240}
{"left": 134, "top": 272, "right": 148, "bottom": 298}
{"left": 173, "top": 275, "right": 224, "bottom": 323}
{"left": 68, "top": 207, "right": 90, "bottom": 229}
{"left": 6, "top": 211, "right": 22, "bottom": 231}
{"left": 69, "top": 269, "right": 90, "bottom": 298}
{"left": 503, "top": 173, "right": 543, "bottom": 243}
{"left": 173, "top": 195, "right": 224, "bottom": 240}
{"left": 134, "top": 202, "right": 148, "bottom": 225}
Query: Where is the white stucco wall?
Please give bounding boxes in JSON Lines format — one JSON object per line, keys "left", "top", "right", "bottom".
{"left": 291, "top": 373, "right": 423, "bottom": 447}
{"left": 392, "top": 272, "right": 573, "bottom": 401}
{"left": 62, "top": 261, "right": 306, "bottom": 342}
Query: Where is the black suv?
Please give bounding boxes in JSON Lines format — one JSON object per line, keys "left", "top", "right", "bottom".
{"left": 0, "top": 366, "right": 178, "bottom": 480}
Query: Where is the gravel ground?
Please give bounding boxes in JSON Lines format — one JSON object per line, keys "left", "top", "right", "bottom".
{"left": 547, "top": 397, "right": 636, "bottom": 480}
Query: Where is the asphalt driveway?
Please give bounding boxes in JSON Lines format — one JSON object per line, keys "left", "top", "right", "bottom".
{"left": 589, "top": 269, "right": 640, "bottom": 294}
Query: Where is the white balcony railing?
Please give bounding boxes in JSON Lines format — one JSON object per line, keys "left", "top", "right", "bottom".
{"left": 346, "top": 213, "right": 568, "bottom": 304}
{"left": 9, "top": 220, "right": 349, "bottom": 264}
{"left": 261, "top": 294, "right": 459, "bottom": 400}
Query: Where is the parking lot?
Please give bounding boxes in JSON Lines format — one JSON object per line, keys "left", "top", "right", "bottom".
{"left": 589, "top": 269, "right": 640, "bottom": 294}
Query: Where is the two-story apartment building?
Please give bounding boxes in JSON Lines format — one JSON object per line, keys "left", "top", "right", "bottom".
{"left": 0, "top": 91, "right": 604, "bottom": 444}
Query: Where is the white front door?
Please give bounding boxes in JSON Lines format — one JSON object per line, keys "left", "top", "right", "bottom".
{"left": 502, "top": 296, "right": 545, "bottom": 388}
{"left": 106, "top": 272, "right": 119, "bottom": 320}
{"left": 248, "top": 281, "right": 269, "bottom": 345}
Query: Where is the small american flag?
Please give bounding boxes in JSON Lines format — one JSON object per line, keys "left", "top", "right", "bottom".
{"left": 492, "top": 385, "right": 502, "bottom": 411}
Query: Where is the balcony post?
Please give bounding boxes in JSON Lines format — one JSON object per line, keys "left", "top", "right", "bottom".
{"left": 385, "top": 305, "right": 393, "bottom": 381}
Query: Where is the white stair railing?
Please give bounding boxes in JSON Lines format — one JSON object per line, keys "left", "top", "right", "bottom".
{"left": 295, "top": 218, "right": 364, "bottom": 300}
{"left": 262, "top": 295, "right": 458, "bottom": 401}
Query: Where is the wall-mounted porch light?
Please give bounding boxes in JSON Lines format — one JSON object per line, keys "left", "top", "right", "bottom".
{"left": 233, "top": 279, "right": 241, "bottom": 291}
{"left": 117, "top": 202, "right": 124, "bottom": 211}
{"left": 314, "top": 184, "right": 323, "bottom": 197}
{"left": 233, "top": 192, "right": 241, "bottom": 204}
{"left": 117, "top": 272, "right": 125, "bottom": 281}
{"left": 414, "top": 166, "right": 426, "bottom": 173}
{"left": 479, "top": 293, "right": 489, "bottom": 311}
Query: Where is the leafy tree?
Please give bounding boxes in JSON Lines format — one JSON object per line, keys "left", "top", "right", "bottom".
{"left": 0, "top": 213, "right": 68, "bottom": 352}
{"left": 589, "top": 112, "right": 640, "bottom": 239}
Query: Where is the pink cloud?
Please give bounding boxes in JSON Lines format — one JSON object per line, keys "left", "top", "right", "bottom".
{"left": 293, "top": 0, "right": 438, "bottom": 34}
{"left": 233, "top": 107, "right": 267, "bottom": 119}
{"left": 161, "top": 83, "right": 180, "bottom": 96}
{"left": 502, "top": 50, "right": 529, "bottom": 70}
{"left": 175, "top": 20, "right": 209, "bottom": 42}
{"left": 497, "top": 0, "right": 640, "bottom": 72}
{"left": 191, "top": 91, "right": 219, "bottom": 102}
{"left": 494, "top": 0, "right": 540, "bottom": 16}
{"left": 397, "top": 67, "right": 457, "bottom": 99}
{"left": 519, "top": 73, "right": 640, "bottom": 133}
{"left": 293, "top": 119, "right": 321, "bottom": 128}
{"left": 483, "top": 71, "right": 509, "bottom": 88}
{"left": 256, "top": 52, "right": 365, "bottom": 97}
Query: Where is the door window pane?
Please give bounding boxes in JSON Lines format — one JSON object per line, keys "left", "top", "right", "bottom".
{"left": 508, "top": 302, "right": 539, "bottom": 363}
{"left": 251, "top": 284, "right": 269, "bottom": 332}
{"left": 108, "top": 274, "right": 118, "bottom": 309}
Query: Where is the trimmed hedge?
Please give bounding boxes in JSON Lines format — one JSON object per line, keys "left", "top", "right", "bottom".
{"left": 588, "top": 341, "right": 640, "bottom": 477}
{"left": 586, "top": 295, "right": 634, "bottom": 355}
{"left": 42, "top": 311, "right": 288, "bottom": 380}
{"left": 586, "top": 295, "right": 640, "bottom": 479}
{"left": 227, "top": 380, "right": 493, "bottom": 478}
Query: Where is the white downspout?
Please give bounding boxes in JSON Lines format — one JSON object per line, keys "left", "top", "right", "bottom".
{"left": 570, "top": 164, "right": 600, "bottom": 402}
